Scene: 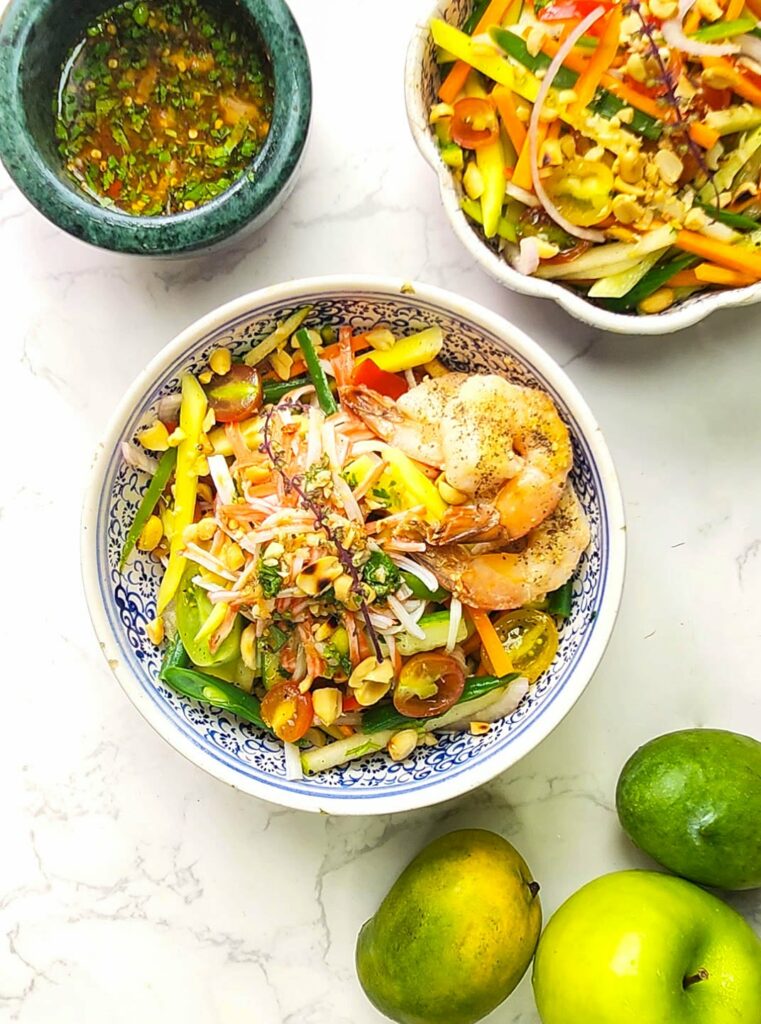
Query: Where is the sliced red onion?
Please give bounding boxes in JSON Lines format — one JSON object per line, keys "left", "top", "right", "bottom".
{"left": 529, "top": 7, "right": 608, "bottom": 242}
{"left": 506, "top": 181, "right": 540, "bottom": 206}
{"left": 157, "top": 393, "right": 182, "bottom": 423}
{"left": 513, "top": 236, "right": 541, "bottom": 275}
{"left": 121, "top": 440, "right": 158, "bottom": 475}
{"left": 662, "top": 18, "right": 738, "bottom": 57}
{"left": 738, "top": 33, "right": 761, "bottom": 66}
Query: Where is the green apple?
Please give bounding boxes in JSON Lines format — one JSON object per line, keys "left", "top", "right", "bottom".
{"left": 532, "top": 870, "right": 761, "bottom": 1024}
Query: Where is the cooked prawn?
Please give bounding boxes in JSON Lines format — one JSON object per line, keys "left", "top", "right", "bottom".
{"left": 341, "top": 372, "right": 573, "bottom": 543}
{"left": 414, "top": 484, "right": 590, "bottom": 610}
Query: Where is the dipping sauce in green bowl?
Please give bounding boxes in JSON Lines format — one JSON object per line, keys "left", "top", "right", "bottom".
{"left": 56, "top": 0, "right": 274, "bottom": 216}
{"left": 0, "top": 0, "right": 311, "bottom": 255}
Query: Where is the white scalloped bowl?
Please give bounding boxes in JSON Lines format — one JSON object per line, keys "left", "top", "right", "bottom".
{"left": 405, "top": 0, "right": 761, "bottom": 335}
{"left": 82, "top": 276, "right": 625, "bottom": 814}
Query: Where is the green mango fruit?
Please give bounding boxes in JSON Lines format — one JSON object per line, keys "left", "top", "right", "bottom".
{"left": 355, "top": 829, "right": 541, "bottom": 1024}
{"left": 616, "top": 728, "right": 761, "bottom": 890}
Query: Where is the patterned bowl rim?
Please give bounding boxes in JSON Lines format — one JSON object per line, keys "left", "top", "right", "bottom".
{"left": 403, "top": 0, "right": 761, "bottom": 335}
{"left": 81, "top": 275, "right": 626, "bottom": 815}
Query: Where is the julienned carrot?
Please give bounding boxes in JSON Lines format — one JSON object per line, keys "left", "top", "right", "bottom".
{"left": 571, "top": 5, "right": 622, "bottom": 112}
{"left": 690, "top": 122, "right": 720, "bottom": 150}
{"left": 492, "top": 85, "right": 527, "bottom": 152}
{"left": 539, "top": 38, "right": 718, "bottom": 148}
{"left": 684, "top": 5, "right": 702, "bottom": 31}
{"left": 540, "top": 38, "right": 661, "bottom": 117}
{"left": 288, "top": 333, "right": 371, "bottom": 378}
{"left": 438, "top": 0, "right": 513, "bottom": 103}
{"left": 675, "top": 229, "right": 761, "bottom": 277}
{"left": 746, "top": 0, "right": 761, "bottom": 18}
{"left": 701, "top": 57, "right": 761, "bottom": 108}
{"left": 725, "top": 0, "right": 746, "bottom": 21}
{"left": 666, "top": 269, "right": 701, "bottom": 287}
{"left": 694, "top": 262, "right": 759, "bottom": 286}
{"left": 467, "top": 608, "right": 513, "bottom": 677}
{"left": 513, "top": 120, "right": 546, "bottom": 189}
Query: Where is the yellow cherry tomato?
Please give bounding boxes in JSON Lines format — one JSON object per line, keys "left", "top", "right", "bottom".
{"left": 543, "top": 158, "right": 614, "bottom": 227}
{"left": 481, "top": 609, "right": 559, "bottom": 683}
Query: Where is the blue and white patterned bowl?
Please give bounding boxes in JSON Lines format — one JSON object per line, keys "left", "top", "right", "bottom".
{"left": 81, "top": 277, "right": 625, "bottom": 814}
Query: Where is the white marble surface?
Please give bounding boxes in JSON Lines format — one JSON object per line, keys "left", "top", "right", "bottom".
{"left": 2, "top": 0, "right": 761, "bottom": 1021}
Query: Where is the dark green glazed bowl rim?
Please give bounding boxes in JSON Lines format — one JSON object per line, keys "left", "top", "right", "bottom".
{"left": 0, "top": 0, "right": 311, "bottom": 255}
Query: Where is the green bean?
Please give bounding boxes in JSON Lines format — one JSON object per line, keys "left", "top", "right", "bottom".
{"left": 599, "top": 253, "right": 697, "bottom": 313}
{"left": 119, "top": 447, "right": 177, "bottom": 570}
{"left": 159, "top": 632, "right": 191, "bottom": 679}
{"left": 463, "top": 0, "right": 491, "bottom": 33}
{"left": 163, "top": 665, "right": 268, "bottom": 730}
{"left": 695, "top": 202, "right": 761, "bottom": 233}
{"left": 692, "top": 16, "right": 755, "bottom": 41}
{"left": 362, "top": 673, "right": 519, "bottom": 734}
{"left": 492, "top": 28, "right": 576, "bottom": 88}
{"left": 490, "top": 28, "right": 661, "bottom": 141}
{"left": 262, "top": 375, "right": 313, "bottom": 403}
{"left": 400, "top": 570, "right": 448, "bottom": 603}
{"left": 546, "top": 581, "right": 573, "bottom": 619}
{"left": 294, "top": 328, "right": 338, "bottom": 416}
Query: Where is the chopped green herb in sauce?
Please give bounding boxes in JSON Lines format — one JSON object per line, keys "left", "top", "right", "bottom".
{"left": 55, "top": 0, "right": 273, "bottom": 215}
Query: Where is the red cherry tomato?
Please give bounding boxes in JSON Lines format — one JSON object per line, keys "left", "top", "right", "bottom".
{"left": 693, "top": 85, "right": 733, "bottom": 114}
{"left": 393, "top": 653, "right": 465, "bottom": 719}
{"left": 351, "top": 358, "right": 408, "bottom": 400}
{"left": 261, "top": 681, "right": 313, "bottom": 742}
{"left": 450, "top": 98, "right": 499, "bottom": 150}
{"left": 204, "top": 362, "right": 262, "bottom": 423}
{"left": 537, "top": 0, "right": 613, "bottom": 34}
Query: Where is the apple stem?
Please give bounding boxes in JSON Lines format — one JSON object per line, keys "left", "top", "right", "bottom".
{"left": 683, "top": 968, "right": 709, "bottom": 990}
{"left": 528, "top": 881, "right": 541, "bottom": 899}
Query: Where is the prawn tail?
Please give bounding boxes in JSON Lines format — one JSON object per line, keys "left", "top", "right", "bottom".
{"left": 428, "top": 504, "right": 501, "bottom": 545}
{"left": 338, "top": 384, "right": 401, "bottom": 436}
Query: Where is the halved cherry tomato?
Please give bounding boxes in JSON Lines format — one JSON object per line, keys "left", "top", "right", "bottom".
{"left": 393, "top": 653, "right": 465, "bottom": 719}
{"left": 537, "top": 0, "right": 613, "bottom": 34}
{"left": 481, "top": 609, "right": 558, "bottom": 684}
{"left": 450, "top": 97, "right": 499, "bottom": 150}
{"left": 261, "top": 681, "right": 313, "bottom": 742}
{"left": 693, "top": 85, "right": 733, "bottom": 115}
{"left": 351, "top": 358, "right": 408, "bottom": 400}
{"left": 543, "top": 157, "right": 614, "bottom": 227}
{"left": 204, "top": 363, "right": 262, "bottom": 423}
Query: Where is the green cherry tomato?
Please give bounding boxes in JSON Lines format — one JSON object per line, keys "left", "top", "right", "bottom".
{"left": 543, "top": 158, "right": 614, "bottom": 227}
{"left": 481, "top": 608, "right": 558, "bottom": 683}
{"left": 175, "top": 563, "right": 242, "bottom": 666}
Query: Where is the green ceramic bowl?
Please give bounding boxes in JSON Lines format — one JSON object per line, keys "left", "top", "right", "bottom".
{"left": 0, "top": 0, "right": 311, "bottom": 255}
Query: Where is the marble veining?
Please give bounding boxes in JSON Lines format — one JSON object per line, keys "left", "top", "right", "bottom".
{"left": 1, "top": 0, "right": 760, "bottom": 1021}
